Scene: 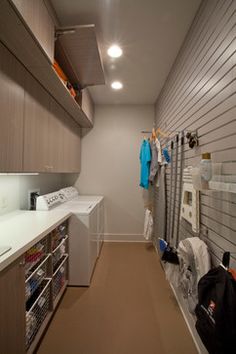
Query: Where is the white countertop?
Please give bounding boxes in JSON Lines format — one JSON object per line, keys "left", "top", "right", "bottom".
{"left": 0, "top": 210, "right": 71, "bottom": 272}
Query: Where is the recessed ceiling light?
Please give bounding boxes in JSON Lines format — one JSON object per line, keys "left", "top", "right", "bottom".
{"left": 111, "top": 81, "right": 123, "bottom": 90}
{"left": 107, "top": 45, "right": 123, "bottom": 58}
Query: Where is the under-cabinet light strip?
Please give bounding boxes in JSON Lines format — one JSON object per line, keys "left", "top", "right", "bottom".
{"left": 0, "top": 173, "right": 39, "bottom": 176}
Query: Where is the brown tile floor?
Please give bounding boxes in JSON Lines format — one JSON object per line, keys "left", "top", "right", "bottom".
{"left": 37, "top": 243, "right": 198, "bottom": 354}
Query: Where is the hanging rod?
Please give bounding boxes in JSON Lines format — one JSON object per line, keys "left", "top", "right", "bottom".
{"left": 141, "top": 129, "right": 185, "bottom": 135}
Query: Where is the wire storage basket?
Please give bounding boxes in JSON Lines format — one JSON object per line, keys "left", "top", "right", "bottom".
{"left": 26, "top": 278, "right": 51, "bottom": 349}
{"left": 52, "top": 254, "right": 68, "bottom": 301}
{"left": 52, "top": 235, "right": 68, "bottom": 270}
{"left": 51, "top": 222, "right": 68, "bottom": 251}
{"left": 25, "top": 254, "right": 51, "bottom": 302}
{"left": 24, "top": 237, "right": 48, "bottom": 277}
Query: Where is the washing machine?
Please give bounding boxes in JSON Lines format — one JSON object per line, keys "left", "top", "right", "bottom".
{"left": 36, "top": 191, "right": 100, "bottom": 286}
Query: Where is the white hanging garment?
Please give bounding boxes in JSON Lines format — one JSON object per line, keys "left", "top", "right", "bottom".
{"left": 143, "top": 209, "right": 153, "bottom": 240}
{"left": 155, "top": 138, "right": 162, "bottom": 164}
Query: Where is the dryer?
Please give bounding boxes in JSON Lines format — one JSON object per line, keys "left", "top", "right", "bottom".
{"left": 59, "top": 187, "right": 104, "bottom": 256}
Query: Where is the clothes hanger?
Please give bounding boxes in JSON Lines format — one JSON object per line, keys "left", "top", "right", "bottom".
{"left": 151, "top": 127, "right": 157, "bottom": 141}
{"left": 156, "top": 127, "right": 170, "bottom": 139}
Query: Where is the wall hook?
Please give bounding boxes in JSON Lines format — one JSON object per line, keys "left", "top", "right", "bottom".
{"left": 186, "top": 131, "right": 198, "bottom": 149}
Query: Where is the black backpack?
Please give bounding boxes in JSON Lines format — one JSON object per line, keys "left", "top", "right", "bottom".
{"left": 195, "top": 262, "right": 236, "bottom": 354}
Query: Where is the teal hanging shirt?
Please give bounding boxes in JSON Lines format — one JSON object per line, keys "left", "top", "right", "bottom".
{"left": 139, "top": 139, "right": 152, "bottom": 189}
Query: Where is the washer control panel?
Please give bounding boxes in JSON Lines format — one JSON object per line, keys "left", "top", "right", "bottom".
{"left": 36, "top": 192, "right": 61, "bottom": 210}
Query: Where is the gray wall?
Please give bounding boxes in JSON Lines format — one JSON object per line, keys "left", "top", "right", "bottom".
{"left": 154, "top": 0, "right": 236, "bottom": 268}
{"left": 75, "top": 104, "right": 154, "bottom": 241}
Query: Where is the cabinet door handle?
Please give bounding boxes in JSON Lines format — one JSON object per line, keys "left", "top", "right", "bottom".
{"left": 19, "top": 260, "right": 25, "bottom": 267}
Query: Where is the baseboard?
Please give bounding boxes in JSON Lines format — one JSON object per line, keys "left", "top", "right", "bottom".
{"left": 153, "top": 244, "right": 207, "bottom": 354}
{"left": 169, "top": 284, "right": 208, "bottom": 354}
{"left": 103, "top": 233, "right": 148, "bottom": 242}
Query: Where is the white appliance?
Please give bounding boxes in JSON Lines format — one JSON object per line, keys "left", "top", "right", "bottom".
{"left": 36, "top": 188, "right": 104, "bottom": 286}
{"left": 59, "top": 187, "right": 104, "bottom": 256}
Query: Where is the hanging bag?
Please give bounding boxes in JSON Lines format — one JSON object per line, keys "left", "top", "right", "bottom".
{"left": 195, "top": 253, "right": 236, "bottom": 354}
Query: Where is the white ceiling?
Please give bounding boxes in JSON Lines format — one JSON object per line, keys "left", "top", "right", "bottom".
{"left": 50, "top": 0, "right": 201, "bottom": 104}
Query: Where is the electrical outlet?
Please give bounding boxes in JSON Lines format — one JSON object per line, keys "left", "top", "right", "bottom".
{"left": 28, "top": 189, "right": 40, "bottom": 210}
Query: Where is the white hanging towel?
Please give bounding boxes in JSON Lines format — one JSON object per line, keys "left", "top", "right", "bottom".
{"left": 144, "top": 209, "right": 153, "bottom": 240}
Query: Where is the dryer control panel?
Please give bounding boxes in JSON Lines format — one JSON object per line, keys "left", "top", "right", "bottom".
{"left": 59, "top": 187, "right": 79, "bottom": 201}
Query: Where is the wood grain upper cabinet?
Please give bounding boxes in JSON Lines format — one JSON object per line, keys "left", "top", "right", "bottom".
{"left": 48, "top": 99, "right": 65, "bottom": 172}
{"left": 24, "top": 87, "right": 81, "bottom": 173}
{"left": 80, "top": 88, "right": 94, "bottom": 125}
{"left": 49, "top": 99, "right": 81, "bottom": 173}
{"left": 0, "top": 42, "right": 24, "bottom": 172}
{"left": 64, "top": 114, "right": 81, "bottom": 173}
{"left": 11, "top": 0, "right": 55, "bottom": 63}
{"left": 23, "top": 71, "right": 51, "bottom": 172}
{"left": 0, "top": 257, "right": 25, "bottom": 354}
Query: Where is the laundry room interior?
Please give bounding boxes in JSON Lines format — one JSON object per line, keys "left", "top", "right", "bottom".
{"left": 0, "top": 0, "right": 236, "bottom": 353}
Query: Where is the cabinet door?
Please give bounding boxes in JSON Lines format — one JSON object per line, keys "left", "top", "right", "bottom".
{"left": 49, "top": 99, "right": 81, "bottom": 173}
{"left": 63, "top": 114, "right": 81, "bottom": 173}
{"left": 11, "top": 0, "right": 55, "bottom": 63}
{"left": 81, "top": 88, "right": 94, "bottom": 125}
{"left": 0, "top": 257, "right": 25, "bottom": 354}
{"left": 48, "top": 98, "right": 67, "bottom": 172}
{"left": 24, "top": 72, "right": 51, "bottom": 172}
{"left": 0, "top": 43, "right": 24, "bottom": 172}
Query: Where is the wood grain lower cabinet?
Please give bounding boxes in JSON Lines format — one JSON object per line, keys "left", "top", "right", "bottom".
{"left": 11, "top": 0, "right": 55, "bottom": 63}
{"left": 0, "top": 42, "right": 24, "bottom": 172}
{"left": 0, "top": 257, "right": 25, "bottom": 354}
{"left": 0, "top": 220, "right": 69, "bottom": 354}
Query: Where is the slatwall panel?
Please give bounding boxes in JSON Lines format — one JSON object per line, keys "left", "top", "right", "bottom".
{"left": 154, "top": 0, "right": 236, "bottom": 268}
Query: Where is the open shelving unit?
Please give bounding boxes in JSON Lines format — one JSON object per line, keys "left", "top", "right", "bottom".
{"left": 0, "top": 0, "right": 104, "bottom": 128}
{"left": 24, "top": 221, "right": 69, "bottom": 354}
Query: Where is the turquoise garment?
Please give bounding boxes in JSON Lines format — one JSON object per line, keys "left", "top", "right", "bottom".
{"left": 139, "top": 139, "right": 152, "bottom": 189}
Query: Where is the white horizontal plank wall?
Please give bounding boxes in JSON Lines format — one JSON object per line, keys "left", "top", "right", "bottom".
{"left": 154, "top": 0, "right": 236, "bottom": 268}
{"left": 154, "top": 1, "right": 236, "bottom": 351}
